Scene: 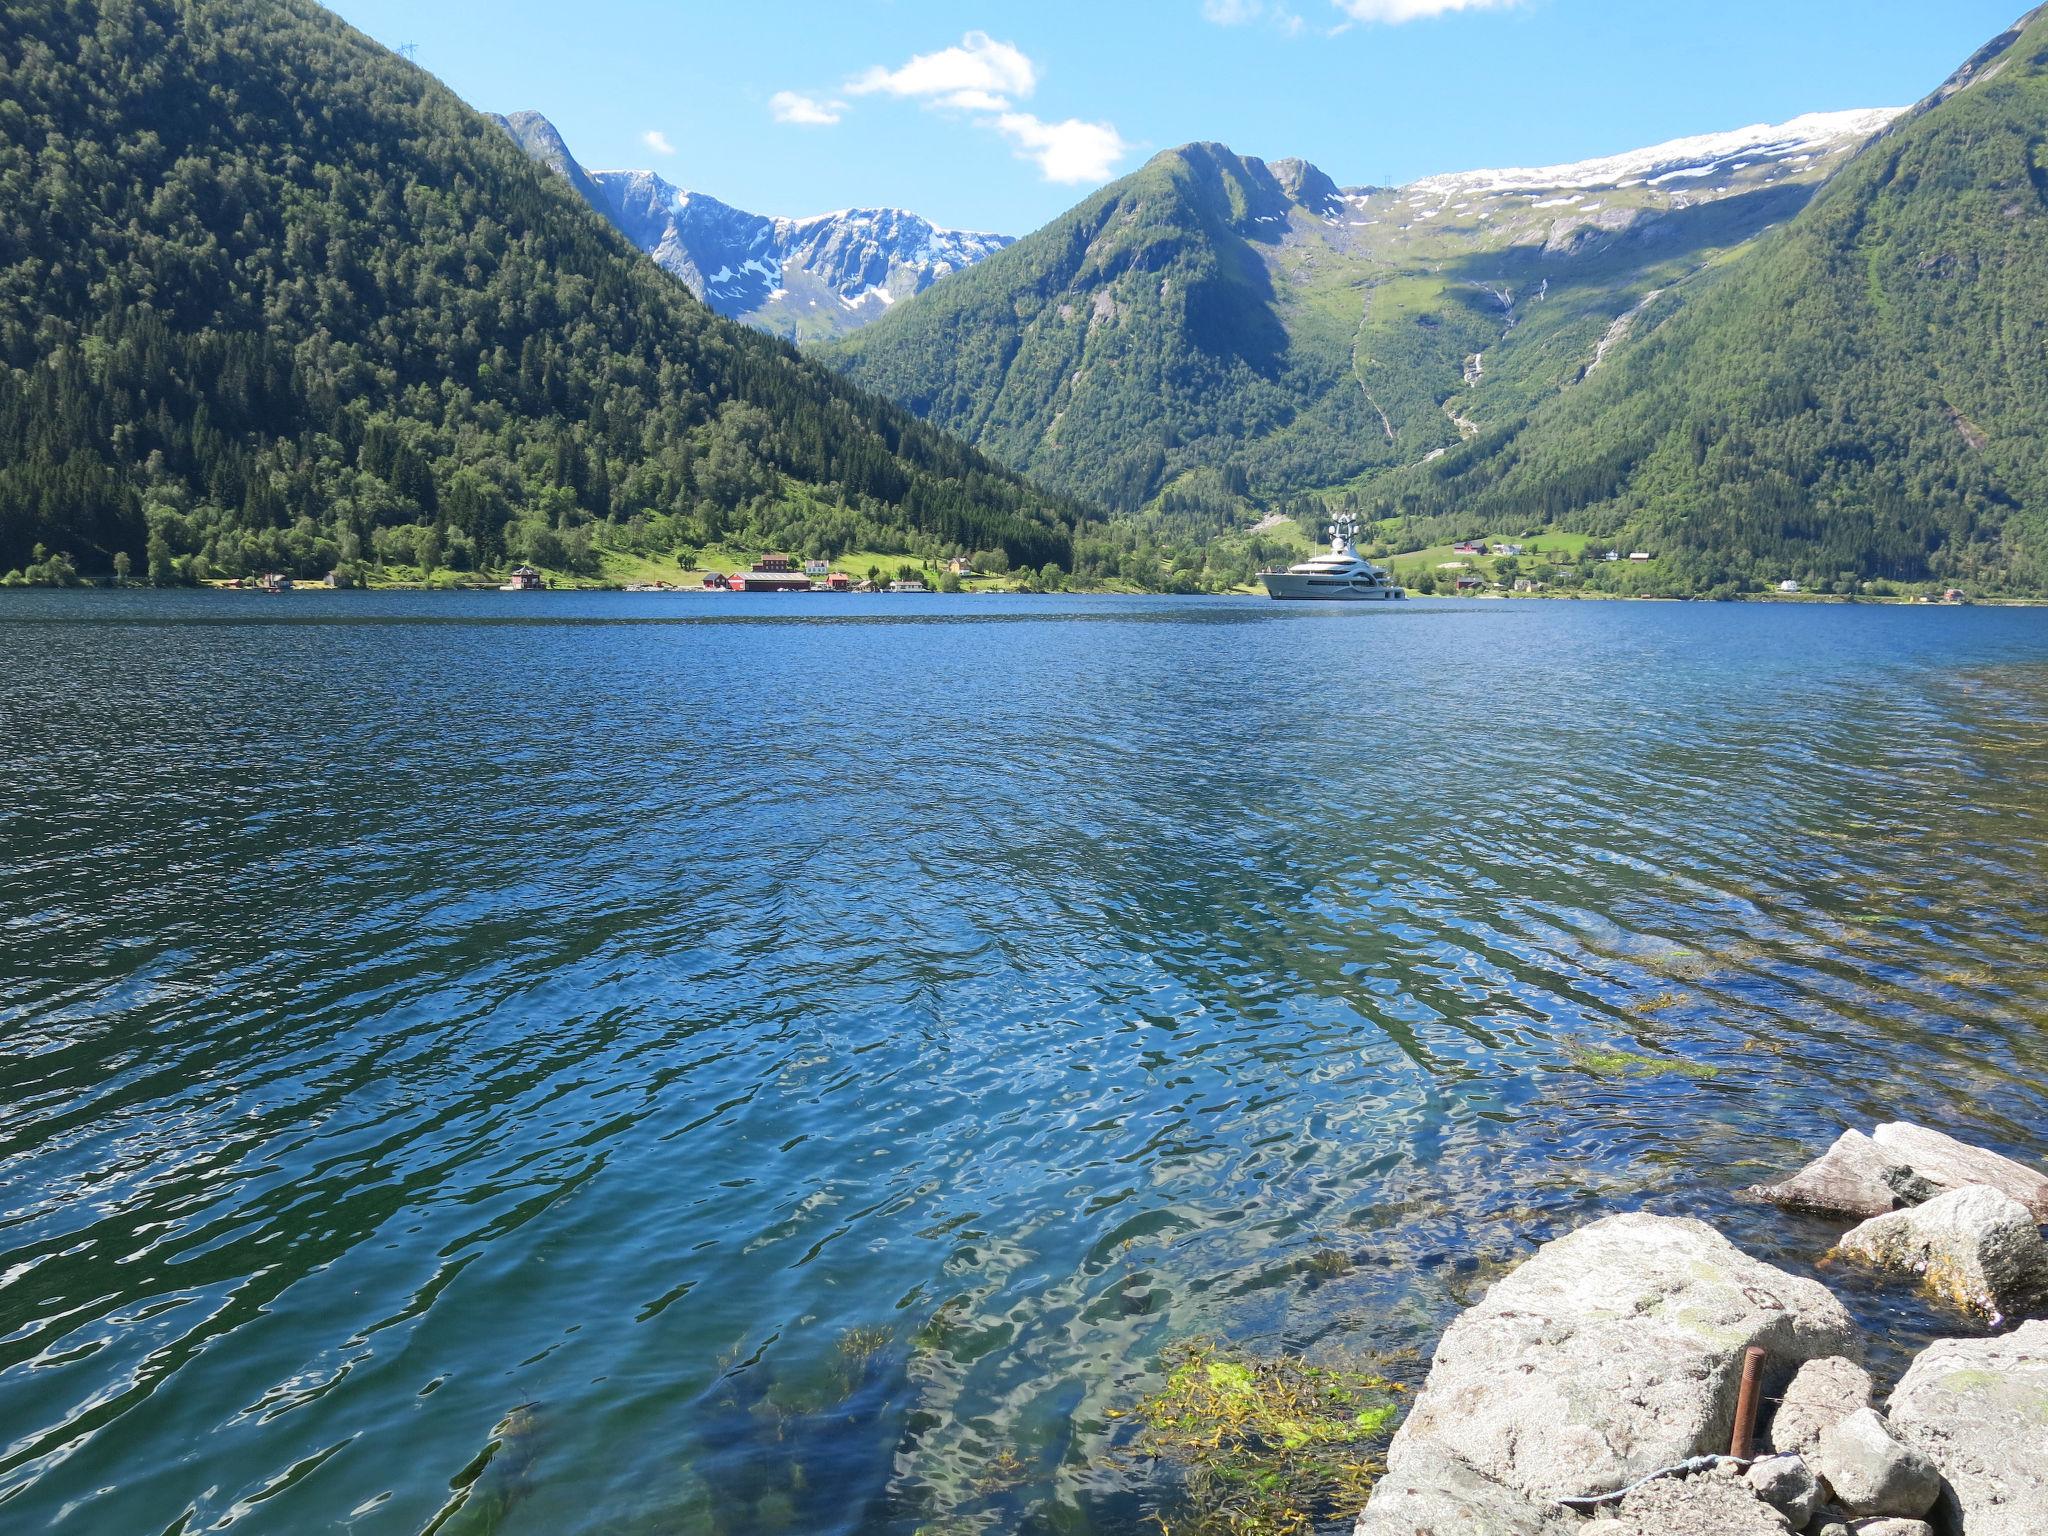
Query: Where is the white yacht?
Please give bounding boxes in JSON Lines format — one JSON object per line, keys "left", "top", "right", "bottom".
{"left": 1258, "top": 517, "right": 1405, "bottom": 602}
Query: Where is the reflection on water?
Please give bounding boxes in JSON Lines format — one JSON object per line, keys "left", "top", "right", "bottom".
{"left": 1, "top": 591, "right": 2045, "bottom": 1534}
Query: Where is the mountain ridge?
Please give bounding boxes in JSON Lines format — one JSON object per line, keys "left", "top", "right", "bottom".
{"left": 1354, "top": 2, "right": 2048, "bottom": 595}
{"left": 817, "top": 107, "right": 1894, "bottom": 516}
{"left": 0, "top": 0, "right": 1085, "bottom": 579}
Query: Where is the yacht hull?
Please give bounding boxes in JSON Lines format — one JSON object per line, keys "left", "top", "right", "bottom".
{"left": 1260, "top": 574, "right": 1406, "bottom": 601}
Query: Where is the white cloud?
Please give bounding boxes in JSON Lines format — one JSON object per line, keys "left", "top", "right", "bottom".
{"left": 770, "top": 90, "right": 844, "bottom": 126}
{"left": 1202, "top": 0, "right": 1307, "bottom": 34}
{"left": 642, "top": 129, "right": 675, "bottom": 155}
{"left": 835, "top": 32, "right": 1130, "bottom": 188}
{"left": 1331, "top": 0, "right": 1520, "bottom": 21}
{"left": 938, "top": 88, "right": 1011, "bottom": 112}
{"left": 847, "top": 31, "right": 1038, "bottom": 108}
{"left": 993, "top": 113, "right": 1131, "bottom": 184}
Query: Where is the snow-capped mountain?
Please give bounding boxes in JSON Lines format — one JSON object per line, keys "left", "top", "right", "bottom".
{"left": 820, "top": 106, "right": 1912, "bottom": 512}
{"left": 491, "top": 112, "right": 1010, "bottom": 340}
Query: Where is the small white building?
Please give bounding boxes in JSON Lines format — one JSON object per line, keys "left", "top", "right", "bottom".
{"left": 1778, "top": 579, "right": 1801, "bottom": 593}
{"left": 1628, "top": 552, "right": 1652, "bottom": 562}
{"left": 803, "top": 559, "right": 831, "bottom": 578}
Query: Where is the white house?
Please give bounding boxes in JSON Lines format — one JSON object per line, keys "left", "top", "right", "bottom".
{"left": 1778, "top": 579, "right": 1801, "bottom": 593}
{"left": 803, "top": 559, "right": 831, "bottom": 578}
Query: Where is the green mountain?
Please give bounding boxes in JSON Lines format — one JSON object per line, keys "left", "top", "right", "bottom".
{"left": 0, "top": 0, "right": 1083, "bottom": 581}
{"left": 816, "top": 117, "right": 1893, "bottom": 523}
{"left": 1363, "top": 6, "right": 2048, "bottom": 596}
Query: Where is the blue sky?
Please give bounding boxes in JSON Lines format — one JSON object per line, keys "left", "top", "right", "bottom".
{"left": 327, "top": 0, "right": 2023, "bottom": 232}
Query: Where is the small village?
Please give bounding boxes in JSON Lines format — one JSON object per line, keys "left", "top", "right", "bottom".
{"left": 210, "top": 539, "right": 1973, "bottom": 604}
{"left": 680, "top": 553, "right": 953, "bottom": 594}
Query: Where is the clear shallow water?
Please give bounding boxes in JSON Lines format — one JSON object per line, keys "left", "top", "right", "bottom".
{"left": 3, "top": 590, "right": 2047, "bottom": 1535}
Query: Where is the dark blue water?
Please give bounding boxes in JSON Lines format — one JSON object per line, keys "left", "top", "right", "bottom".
{"left": 3, "top": 591, "right": 2046, "bottom": 1534}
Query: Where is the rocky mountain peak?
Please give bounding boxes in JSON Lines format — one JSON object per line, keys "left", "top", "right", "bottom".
{"left": 1270, "top": 157, "right": 1340, "bottom": 215}
{"left": 494, "top": 112, "right": 1011, "bottom": 339}
{"left": 488, "top": 109, "right": 603, "bottom": 208}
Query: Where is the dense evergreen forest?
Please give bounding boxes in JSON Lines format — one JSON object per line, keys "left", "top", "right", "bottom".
{"left": 1361, "top": 8, "right": 2048, "bottom": 597}
{"left": 0, "top": 0, "right": 1087, "bottom": 582}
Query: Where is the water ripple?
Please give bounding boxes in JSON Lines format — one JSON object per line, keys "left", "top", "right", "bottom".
{"left": 0, "top": 592, "right": 2044, "bottom": 1533}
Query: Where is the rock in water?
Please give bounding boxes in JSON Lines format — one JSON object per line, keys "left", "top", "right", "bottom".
{"left": 1808, "top": 1407, "right": 1942, "bottom": 1520}
{"left": 1752, "top": 1124, "right": 2048, "bottom": 1218}
{"left": 1751, "top": 1130, "right": 1918, "bottom": 1216}
{"left": 1833, "top": 1184, "right": 2048, "bottom": 1319}
{"left": 1870, "top": 1123, "right": 2048, "bottom": 1219}
{"left": 1888, "top": 1320, "right": 2048, "bottom": 1536}
{"left": 1354, "top": 1213, "right": 1860, "bottom": 1534}
{"left": 1769, "top": 1357, "right": 1876, "bottom": 1456}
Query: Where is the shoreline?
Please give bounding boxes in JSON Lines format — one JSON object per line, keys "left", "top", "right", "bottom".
{"left": 10, "top": 582, "right": 2044, "bottom": 608}
{"left": 1349, "top": 1122, "right": 2048, "bottom": 1535}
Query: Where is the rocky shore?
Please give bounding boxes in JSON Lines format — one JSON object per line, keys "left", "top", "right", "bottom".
{"left": 1355, "top": 1124, "right": 2048, "bottom": 1536}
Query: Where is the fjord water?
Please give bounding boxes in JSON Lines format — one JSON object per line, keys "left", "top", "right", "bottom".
{"left": 4, "top": 592, "right": 2047, "bottom": 1535}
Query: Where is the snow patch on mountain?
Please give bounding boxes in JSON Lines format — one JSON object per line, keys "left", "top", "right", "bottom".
{"left": 1409, "top": 108, "right": 1906, "bottom": 197}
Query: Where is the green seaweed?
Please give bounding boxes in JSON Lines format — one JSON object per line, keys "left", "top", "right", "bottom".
{"left": 1566, "top": 1046, "right": 1720, "bottom": 1080}
{"left": 1133, "top": 1340, "right": 1403, "bottom": 1535}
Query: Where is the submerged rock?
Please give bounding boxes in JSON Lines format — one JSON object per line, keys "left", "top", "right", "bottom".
{"left": 1833, "top": 1184, "right": 2048, "bottom": 1319}
{"left": 1753, "top": 1124, "right": 2048, "bottom": 1219}
{"left": 1769, "top": 1356, "right": 1876, "bottom": 1457}
{"left": 1808, "top": 1407, "right": 1942, "bottom": 1520}
{"left": 1354, "top": 1212, "right": 1860, "bottom": 1534}
{"left": 1888, "top": 1320, "right": 2048, "bottom": 1536}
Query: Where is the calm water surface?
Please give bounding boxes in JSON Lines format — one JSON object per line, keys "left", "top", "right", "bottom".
{"left": 3, "top": 591, "right": 2047, "bottom": 1534}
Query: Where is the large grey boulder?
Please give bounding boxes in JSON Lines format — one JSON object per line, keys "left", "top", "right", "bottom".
{"left": 1888, "top": 1320, "right": 2048, "bottom": 1536}
{"left": 1753, "top": 1124, "right": 2048, "bottom": 1219}
{"left": 1808, "top": 1407, "right": 1941, "bottom": 1520}
{"left": 1770, "top": 1357, "right": 1876, "bottom": 1456}
{"left": 1354, "top": 1213, "right": 1860, "bottom": 1534}
{"left": 1349, "top": 1438, "right": 1579, "bottom": 1535}
{"left": 1606, "top": 1470, "right": 1792, "bottom": 1534}
{"left": 1834, "top": 1185, "right": 2048, "bottom": 1320}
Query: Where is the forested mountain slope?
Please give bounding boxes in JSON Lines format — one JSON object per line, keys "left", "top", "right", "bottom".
{"left": 817, "top": 119, "right": 1891, "bottom": 517}
{"left": 1364, "top": 5, "right": 2048, "bottom": 595}
{"left": 0, "top": 0, "right": 1083, "bottom": 579}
